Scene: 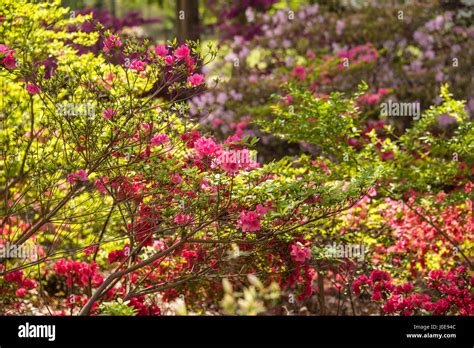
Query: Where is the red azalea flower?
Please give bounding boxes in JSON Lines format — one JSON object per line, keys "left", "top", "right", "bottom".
{"left": 2, "top": 52, "right": 16, "bottom": 69}
{"left": 16, "top": 288, "right": 27, "bottom": 297}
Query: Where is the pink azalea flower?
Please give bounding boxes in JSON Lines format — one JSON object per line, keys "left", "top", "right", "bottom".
{"left": 194, "top": 137, "right": 220, "bottom": 157}
{"left": 367, "top": 187, "right": 377, "bottom": 197}
{"left": 187, "top": 73, "right": 205, "bottom": 86}
{"left": 292, "top": 65, "right": 306, "bottom": 81}
{"left": 84, "top": 245, "right": 99, "bottom": 255}
{"left": 67, "top": 169, "right": 88, "bottom": 183}
{"left": 130, "top": 59, "right": 146, "bottom": 71}
{"left": 26, "top": 83, "right": 41, "bottom": 95}
{"left": 150, "top": 133, "right": 170, "bottom": 146}
{"left": 184, "top": 55, "right": 195, "bottom": 69}
{"left": 306, "top": 49, "right": 316, "bottom": 59}
{"left": 103, "top": 35, "right": 122, "bottom": 53}
{"left": 435, "top": 191, "right": 446, "bottom": 203}
{"left": 290, "top": 244, "right": 312, "bottom": 263}
{"left": 174, "top": 213, "right": 193, "bottom": 225}
{"left": 367, "top": 94, "right": 380, "bottom": 104}
{"left": 76, "top": 169, "right": 88, "bottom": 181}
{"left": 256, "top": 204, "right": 268, "bottom": 216}
{"left": 213, "top": 118, "right": 221, "bottom": 127}
{"left": 221, "top": 160, "right": 240, "bottom": 174}
{"left": 103, "top": 108, "right": 117, "bottom": 120}
{"left": 141, "top": 122, "right": 151, "bottom": 132}
{"left": 372, "top": 291, "right": 383, "bottom": 301}
{"left": 223, "top": 135, "right": 241, "bottom": 145}
{"left": 174, "top": 44, "right": 190, "bottom": 59}
{"left": 95, "top": 179, "right": 108, "bottom": 194}
{"left": 0, "top": 44, "right": 10, "bottom": 54}
{"left": 238, "top": 210, "right": 261, "bottom": 232}
{"left": 154, "top": 44, "right": 168, "bottom": 57}
{"left": 171, "top": 173, "right": 183, "bottom": 184}
{"left": 464, "top": 182, "right": 473, "bottom": 194}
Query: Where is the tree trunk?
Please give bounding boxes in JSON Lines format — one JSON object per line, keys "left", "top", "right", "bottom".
{"left": 176, "top": 0, "right": 200, "bottom": 43}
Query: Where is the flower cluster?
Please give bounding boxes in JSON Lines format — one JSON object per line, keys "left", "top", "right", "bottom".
{"left": 103, "top": 34, "right": 122, "bottom": 53}
{"left": 276, "top": 238, "right": 316, "bottom": 301}
{"left": 128, "top": 296, "right": 161, "bottom": 316}
{"left": 290, "top": 244, "right": 312, "bottom": 264}
{"left": 191, "top": 135, "right": 259, "bottom": 174}
{"left": 53, "top": 259, "right": 104, "bottom": 288}
{"left": 0, "top": 44, "right": 16, "bottom": 69}
{"left": 3, "top": 270, "right": 37, "bottom": 297}
{"left": 352, "top": 268, "right": 473, "bottom": 315}
{"left": 238, "top": 211, "right": 260, "bottom": 233}
{"left": 67, "top": 169, "right": 89, "bottom": 183}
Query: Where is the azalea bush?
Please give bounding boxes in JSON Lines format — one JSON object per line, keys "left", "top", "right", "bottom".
{"left": 192, "top": 1, "right": 474, "bottom": 157}
{"left": 0, "top": 0, "right": 472, "bottom": 317}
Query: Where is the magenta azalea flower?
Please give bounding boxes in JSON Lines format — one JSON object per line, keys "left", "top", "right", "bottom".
{"left": 103, "top": 35, "right": 122, "bottom": 53}
{"left": 150, "top": 133, "right": 170, "bottom": 146}
{"left": 187, "top": 73, "right": 205, "bottom": 86}
{"left": 26, "top": 83, "right": 41, "bottom": 95}
{"left": 174, "top": 213, "right": 193, "bottom": 225}
{"left": 67, "top": 169, "right": 88, "bottom": 183}
{"left": 95, "top": 179, "right": 107, "bottom": 194}
{"left": 103, "top": 108, "right": 117, "bottom": 120}
{"left": 154, "top": 44, "right": 168, "bottom": 57}
{"left": 0, "top": 44, "right": 10, "bottom": 54}
{"left": 165, "top": 55, "right": 174, "bottom": 65}
{"left": 292, "top": 65, "right": 306, "bottom": 81}
{"left": 67, "top": 173, "right": 77, "bottom": 184}
{"left": 76, "top": 169, "right": 88, "bottom": 181}
{"left": 194, "top": 137, "right": 219, "bottom": 157}
{"left": 130, "top": 59, "right": 146, "bottom": 71}
{"left": 2, "top": 52, "right": 16, "bottom": 69}
{"left": 0, "top": 44, "right": 16, "bottom": 69}
{"left": 238, "top": 210, "right": 261, "bottom": 232}
{"left": 290, "top": 244, "right": 312, "bottom": 263}
{"left": 174, "top": 44, "right": 190, "bottom": 59}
